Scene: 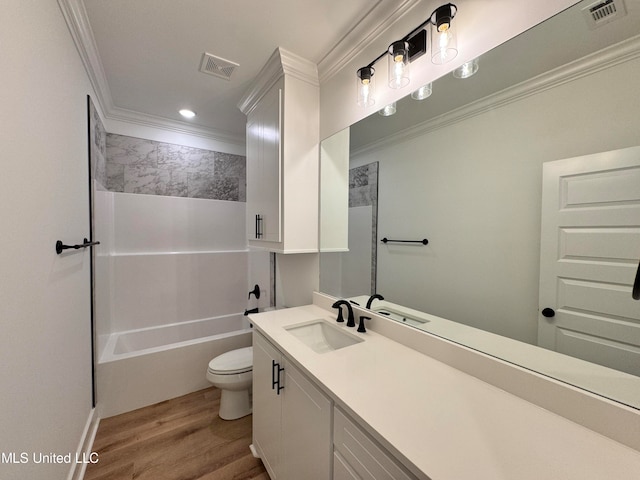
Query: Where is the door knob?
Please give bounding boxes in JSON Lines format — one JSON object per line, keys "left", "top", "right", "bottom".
{"left": 541, "top": 308, "right": 555, "bottom": 318}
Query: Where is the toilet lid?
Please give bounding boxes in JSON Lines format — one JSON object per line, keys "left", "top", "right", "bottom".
{"left": 208, "top": 346, "right": 253, "bottom": 374}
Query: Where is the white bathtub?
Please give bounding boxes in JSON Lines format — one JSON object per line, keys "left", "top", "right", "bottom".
{"left": 96, "top": 314, "right": 253, "bottom": 417}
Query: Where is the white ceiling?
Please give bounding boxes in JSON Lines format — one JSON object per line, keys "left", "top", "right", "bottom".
{"left": 79, "top": 0, "right": 402, "bottom": 144}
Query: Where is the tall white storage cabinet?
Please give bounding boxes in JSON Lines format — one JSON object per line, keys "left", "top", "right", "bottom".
{"left": 239, "top": 48, "right": 320, "bottom": 253}
{"left": 253, "top": 331, "right": 332, "bottom": 480}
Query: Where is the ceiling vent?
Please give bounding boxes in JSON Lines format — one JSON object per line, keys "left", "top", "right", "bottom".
{"left": 199, "top": 53, "right": 239, "bottom": 81}
{"left": 582, "top": 0, "right": 627, "bottom": 29}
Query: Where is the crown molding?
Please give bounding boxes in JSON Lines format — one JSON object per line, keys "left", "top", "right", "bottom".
{"left": 57, "top": 0, "right": 245, "bottom": 145}
{"left": 318, "top": 0, "right": 422, "bottom": 84}
{"left": 237, "top": 47, "right": 319, "bottom": 115}
{"left": 352, "top": 35, "right": 640, "bottom": 158}
{"left": 58, "top": 0, "right": 114, "bottom": 112}
{"left": 106, "top": 106, "right": 245, "bottom": 145}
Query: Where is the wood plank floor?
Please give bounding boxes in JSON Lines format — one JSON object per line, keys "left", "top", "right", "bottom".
{"left": 85, "top": 387, "right": 268, "bottom": 480}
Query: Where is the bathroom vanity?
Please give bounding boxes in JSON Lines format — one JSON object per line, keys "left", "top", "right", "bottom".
{"left": 250, "top": 293, "right": 640, "bottom": 480}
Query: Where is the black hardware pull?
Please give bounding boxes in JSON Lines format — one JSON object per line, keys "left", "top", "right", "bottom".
{"left": 56, "top": 238, "right": 100, "bottom": 255}
{"left": 276, "top": 364, "right": 284, "bottom": 395}
{"left": 541, "top": 308, "right": 555, "bottom": 318}
{"left": 381, "top": 237, "right": 428, "bottom": 245}
{"left": 271, "top": 360, "right": 278, "bottom": 390}
{"left": 271, "top": 360, "right": 284, "bottom": 394}
{"left": 255, "top": 214, "right": 263, "bottom": 239}
{"left": 633, "top": 260, "right": 640, "bottom": 300}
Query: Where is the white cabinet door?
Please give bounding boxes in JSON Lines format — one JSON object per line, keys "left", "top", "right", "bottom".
{"left": 282, "top": 357, "right": 332, "bottom": 480}
{"left": 246, "top": 80, "right": 282, "bottom": 243}
{"left": 245, "top": 113, "right": 261, "bottom": 241}
{"left": 259, "top": 83, "right": 282, "bottom": 243}
{"left": 253, "top": 331, "right": 331, "bottom": 480}
{"left": 253, "top": 332, "right": 283, "bottom": 479}
{"left": 539, "top": 146, "right": 640, "bottom": 376}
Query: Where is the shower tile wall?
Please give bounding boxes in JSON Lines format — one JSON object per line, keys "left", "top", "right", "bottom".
{"left": 349, "top": 162, "right": 379, "bottom": 293}
{"left": 349, "top": 162, "right": 378, "bottom": 209}
{"left": 106, "top": 134, "right": 246, "bottom": 201}
{"left": 89, "top": 98, "right": 107, "bottom": 189}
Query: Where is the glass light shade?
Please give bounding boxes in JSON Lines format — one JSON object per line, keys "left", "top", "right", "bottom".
{"left": 356, "top": 67, "right": 376, "bottom": 107}
{"left": 431, "top": 14, "right": 458, "bottom": 64}
{"left": 378, "top": 102, "right": 397, "bottom": 117}
{"left": 453, "top": 58, "right": 479, "bottom": 79}
{"left": 388, "top": 41, "right": 410, "bottom": 89}
{"left": 411, "top": 82, "right": 433, "bottom": 101}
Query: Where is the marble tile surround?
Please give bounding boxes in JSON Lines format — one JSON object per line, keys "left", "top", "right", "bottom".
{"left": 106, "top": 134, "right": 246, "bottom": 202}
{"left": 349, "top": 163, "right": 378, "bottom": 208}
{"left": 89, "top": 97, "right": 107, "bottom": 189}
{"left": 349, "top": 162, "right": 379, "bottom": 293}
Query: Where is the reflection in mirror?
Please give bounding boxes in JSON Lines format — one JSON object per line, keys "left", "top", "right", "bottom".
{"left": 320, "top": 0, "right": 640, "bottom": 409}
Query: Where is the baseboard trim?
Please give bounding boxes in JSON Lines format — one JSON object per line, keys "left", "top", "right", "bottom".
{"left": 249, "top": 444, "right": 260, "bottom": 459}
{"left": 67, "top": 408, "right": 100, "bottom": 480}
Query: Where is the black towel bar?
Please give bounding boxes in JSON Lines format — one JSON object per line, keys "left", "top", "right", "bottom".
{"left": 56, "top": 238, "right": 101, "bottom": 255}
{"left": 381, "top": 237, "right": 428, "bottom": 245}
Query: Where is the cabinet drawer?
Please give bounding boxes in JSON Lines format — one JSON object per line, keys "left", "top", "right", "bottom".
{"left": 333, "top": 408, "right": 418, "bottom": 480}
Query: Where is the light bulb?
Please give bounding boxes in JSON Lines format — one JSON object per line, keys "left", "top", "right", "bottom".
{"left": 388, "top": 41, "right": 410, "bottom": 89}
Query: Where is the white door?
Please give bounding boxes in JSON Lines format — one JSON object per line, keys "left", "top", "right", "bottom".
{"left": 539, "top": 146, "right": 640, "bottom": 376}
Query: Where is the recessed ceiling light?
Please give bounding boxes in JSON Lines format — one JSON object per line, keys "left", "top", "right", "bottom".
{"left": 179, "top": 109, "right": 196, "bottom": 118}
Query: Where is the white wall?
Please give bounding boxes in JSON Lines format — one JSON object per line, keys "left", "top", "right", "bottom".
{"left": 352, "top": 53, "right": 640, "bottom": 344}
{"left": 95, "top": 192, "right": 271, "bottom": 346}
{"left": 0, "top": 2, "right": 95, "bottom": 479}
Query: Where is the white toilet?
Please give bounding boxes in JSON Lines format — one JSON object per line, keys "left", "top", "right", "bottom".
{"left": 206, "top": 346, "right": 253, "bottom": 420}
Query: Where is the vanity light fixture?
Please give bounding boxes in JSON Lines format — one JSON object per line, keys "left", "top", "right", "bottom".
{"left": 411, "top": 82, "right": 433, "bottom": 100}
{"left": 453, "top": 58, "right": 479, "bottom": 78}
{"left": 356, "top": 3, "right": 457, "bottom": 106}
{"left": 388, "top": 41, "right": 410, "bottom": 89}
{"left": 378, "top": 102, "right": 397, "bottom": 117}
{"left": 431, "top": 3, "right": 458, "bottom": 65}
{"left": 179, "top": 108, "right": 196, "bottom": 119}
{"left": 356, "top": 66, "right": 376, "bottom": 107}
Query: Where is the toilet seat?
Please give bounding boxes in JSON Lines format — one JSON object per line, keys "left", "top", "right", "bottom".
{"left": 208, "top": 346, "right": 253, "bottom": 375}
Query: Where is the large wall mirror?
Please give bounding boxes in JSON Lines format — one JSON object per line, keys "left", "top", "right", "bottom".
{"left": 320, "top": 0, "right": 640, "bottom": 410}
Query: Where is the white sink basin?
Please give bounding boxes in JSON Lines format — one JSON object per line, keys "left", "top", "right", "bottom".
{"left": 285, "top": 320, "right": 364, "bottom": 353}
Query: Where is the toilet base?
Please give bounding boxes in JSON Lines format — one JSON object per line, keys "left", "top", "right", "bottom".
{"left": 219, "top": 389, "right": 252, "bottom": 420}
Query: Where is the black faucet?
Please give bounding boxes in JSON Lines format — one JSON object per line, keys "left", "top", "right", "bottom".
{"left": 366, "top": 294, "right": 384, "bottom": 309}
{"left": 358, "top": 316, "right": 371, "bottom": 333}
{"left": 332, "top": 300, "right": 355, "bottom": 327}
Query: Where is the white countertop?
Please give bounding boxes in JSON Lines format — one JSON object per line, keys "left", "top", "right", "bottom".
{"left": 250, "top": 303, "right": 640, "bottom": 480}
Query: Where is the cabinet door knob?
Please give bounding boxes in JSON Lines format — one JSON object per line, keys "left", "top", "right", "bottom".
{"left": 541, "top": 308, "right": 555, "bottom": 318}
